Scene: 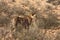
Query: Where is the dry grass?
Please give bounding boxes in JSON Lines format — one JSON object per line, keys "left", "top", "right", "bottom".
{"left": 0, "top": 0, "right": 60, "bottom": 40}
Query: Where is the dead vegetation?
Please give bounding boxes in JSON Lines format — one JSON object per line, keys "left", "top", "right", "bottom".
{"left": 0, "top": 0, "right": 60, "bottom": 40}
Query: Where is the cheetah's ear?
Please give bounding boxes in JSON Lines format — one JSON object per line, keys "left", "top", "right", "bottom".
{"left": 31, "top": 14, "right": 36, "bottom": 19}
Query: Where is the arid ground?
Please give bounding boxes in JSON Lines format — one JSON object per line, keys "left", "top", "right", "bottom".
{"left": 0, "top": 0, "right": 60, "bottom": 40}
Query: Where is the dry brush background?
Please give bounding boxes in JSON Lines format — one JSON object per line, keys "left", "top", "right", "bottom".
{"left": 0, "top": 0, "right": 60, "bottom": 40}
